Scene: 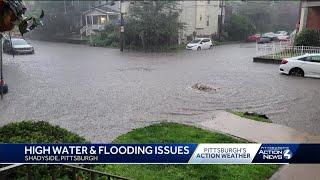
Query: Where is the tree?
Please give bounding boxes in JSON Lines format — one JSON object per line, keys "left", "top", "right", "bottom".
{"left": 228, "top": 1, "right": 299, "bottom": 33}
{"left": 125, "top": 1, "right": 184, "bottom": 50}
{"left": 226, "top": 14, "right": 256, "bottom": 41}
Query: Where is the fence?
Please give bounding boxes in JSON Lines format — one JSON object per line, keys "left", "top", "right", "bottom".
{"left": 256, "top": 41, "right": 320, "bottom": 59}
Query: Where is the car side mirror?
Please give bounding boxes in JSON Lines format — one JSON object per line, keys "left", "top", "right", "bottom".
{"left": 200, "top": 42, "right": 203, "bottom": 44}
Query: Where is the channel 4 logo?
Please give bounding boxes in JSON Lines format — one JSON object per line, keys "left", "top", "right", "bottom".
{"left": 259, "top": 146, "right": 292, "bottom": 160}
{"left": 283, "top": 149, "right": 292, "bottom": 160}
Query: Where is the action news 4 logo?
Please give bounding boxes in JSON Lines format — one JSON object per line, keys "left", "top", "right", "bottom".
{"left": 258, "top": 146, "right": 292, "bottom": 160}
{"left": 283, "top": 149, "right": 293, "bottom": 160}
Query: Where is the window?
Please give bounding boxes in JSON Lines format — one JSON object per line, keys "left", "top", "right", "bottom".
{"left": 202, "top": 39, "right": 210, "bottom": 43}
{"left": 310, "top": 56, "right": 320, "bottom": 63}
{"left": 207, "top": 16, "right": 210, "bottom": 26}
{"left": 208, "top": 0, "right": 210, "bottom": 4}
{"left": 302, "top": 56, "right": 320, "bottom": 63}
{"left": 200, "top": 15, "right": 202, "bottom": 21}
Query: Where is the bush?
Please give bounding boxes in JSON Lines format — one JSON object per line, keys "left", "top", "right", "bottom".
{"left": 89, "top": 25, "right": 119, "bottom": 47}
{"left": 295, "top": 28, "right": 320, "bottom": 46}
{"left": 0, "top": 121, "right": 87, "bottom": 179}
{"left": 0, "top": 121, "right": 86, "bottom": 143}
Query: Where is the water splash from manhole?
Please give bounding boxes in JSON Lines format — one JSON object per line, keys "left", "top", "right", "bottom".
{"left": 191, "top": 83, "right": 219, "bottom": 92}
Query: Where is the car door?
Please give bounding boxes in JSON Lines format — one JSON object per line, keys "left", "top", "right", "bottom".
{"left": 202, "top": 39, "right": 209, "bottom": 49}
{"left": 199, "top": 40, "right": 206, "bottom": 49}
{"left": 301, "top": 55, "right": 320, "bottom": 77}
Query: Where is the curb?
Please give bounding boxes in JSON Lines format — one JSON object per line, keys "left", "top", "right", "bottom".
{"left": 253, "top": 57, "right": 281, "bottom": 64}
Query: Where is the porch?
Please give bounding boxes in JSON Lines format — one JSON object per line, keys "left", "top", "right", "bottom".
{"left": 80, "top": 7, "right": 120, "bottom": 36}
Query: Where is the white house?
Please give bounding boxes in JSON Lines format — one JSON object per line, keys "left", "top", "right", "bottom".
{"left": 179, "top": 0, "right": 224, "bottom": 42}
{"left": 80, "top": 0, "right": 224, "bottom": 42}
{"left": 80, "top": 1, "right": 121, "bottom": 36}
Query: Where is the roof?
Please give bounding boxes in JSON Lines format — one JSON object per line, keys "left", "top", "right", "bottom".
{"left": 83, "top": 2, "right": 120, "bottom": 15}
{"left": 195, "top": 38, "right": 211, "bottom": 40}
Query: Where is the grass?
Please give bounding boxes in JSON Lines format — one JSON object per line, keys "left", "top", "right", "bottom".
{"left": 96, "top": 122, "right": 279, "bottom": 180}
{"left": 229, "top": 111, "right": 272, "bottom": 123}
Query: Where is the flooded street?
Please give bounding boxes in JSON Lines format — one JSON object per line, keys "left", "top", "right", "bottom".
{"left": 1, "top": 40, "right": 320, "bottom": 142}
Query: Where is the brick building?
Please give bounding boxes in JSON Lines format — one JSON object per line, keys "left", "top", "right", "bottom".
{"left": 298, "top": 0, "right": 320, "bottom": 31}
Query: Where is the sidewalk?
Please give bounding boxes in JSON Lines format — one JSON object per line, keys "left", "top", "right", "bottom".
{"left": 194, "top": 111, "right": 320, "bottom": 180}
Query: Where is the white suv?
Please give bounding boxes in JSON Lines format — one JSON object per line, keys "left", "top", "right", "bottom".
{"left": 279, "top": 53, "right": 320, "bottom": 78}
{"left": 186, "top": 38, "right": 213, "bottom": 51}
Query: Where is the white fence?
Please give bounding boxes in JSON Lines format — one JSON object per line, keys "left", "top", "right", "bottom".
{"left": 256, "top": 41, "right": 320, "bottom": 59}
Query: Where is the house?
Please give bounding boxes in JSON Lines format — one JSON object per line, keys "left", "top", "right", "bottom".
{"left": 298, "top": 0, "right": 320, "bottom": 32}
{"left": 80, "top": 0, "right": 224, "bottom": 43}
{"left": 80, "top": 1, "right": 121, "bottom": 36}
{"left": 178, "top": 0, "right": 224, "bottom": 42}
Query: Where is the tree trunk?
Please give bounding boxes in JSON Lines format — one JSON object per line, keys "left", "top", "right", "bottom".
{"left": 0, "top": 0, "right": 3, "bottom": 10}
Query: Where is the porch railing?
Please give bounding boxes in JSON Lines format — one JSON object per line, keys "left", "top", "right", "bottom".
{"left": 80, "top": 26, "right": 88, "bottom": 35}
{"left": 80, "top": 24, "right": 106, "bottom": 36}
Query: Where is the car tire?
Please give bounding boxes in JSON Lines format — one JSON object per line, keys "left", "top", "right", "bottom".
{"left": 209, "top": 45, "right": 213, "bottom": 50}
{"left": 197, "top": 47, "right": 201, "bottom": 51}
{"left": 289, "top": 68, "right": 304, "bottom": 77}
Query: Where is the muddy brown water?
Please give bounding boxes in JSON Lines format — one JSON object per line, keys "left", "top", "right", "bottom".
{"left": 0, "top": 41, "right": 319, "bottom": 142}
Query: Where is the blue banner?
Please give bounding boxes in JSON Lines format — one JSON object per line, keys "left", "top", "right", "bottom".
{"left": 1, "top": 144, "right": 320, "bottom": 164}
{"left": 0, "top": 144, "right": 197, "bottom": 163}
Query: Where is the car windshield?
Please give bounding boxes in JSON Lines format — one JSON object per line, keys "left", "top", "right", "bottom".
{"left": 190, "top": 39, "right": 201, "bottom": 43}
{"left": 12, "top": 39, "right": 28, "bottom": 45}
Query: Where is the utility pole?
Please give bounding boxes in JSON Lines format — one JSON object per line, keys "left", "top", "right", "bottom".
{"left": 120, "top": 0, "right": 124, "bottom": 52}
{"left": 64, "top": 0, "right": 67, "bottom": 14}
{"left": 0, "top": 33, "right": 3, "bottom": 99}
{"left": 218, "top": 0, "right": 225, "bottom": 41}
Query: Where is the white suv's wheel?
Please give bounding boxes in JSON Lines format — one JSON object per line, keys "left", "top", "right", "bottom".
{"left": 289, "top": 68, "right": 304, "bottom": 77}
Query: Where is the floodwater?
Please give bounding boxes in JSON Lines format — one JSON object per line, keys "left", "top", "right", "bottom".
{"left": 0, "top": 41, "right": 319, "bottom": 142}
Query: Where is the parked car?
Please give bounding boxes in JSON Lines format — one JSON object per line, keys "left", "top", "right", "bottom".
{"left": 247, "top": 34, "right": 261, "bottom": 42}
{"left": 186, "top": 38, "right": 213, "bottom": 51}
{"left": 275, "top": 31, "right": 288, "bottom": 36}
{"left": 279, "top": 54, "right": 320, "bottom": 78}
{"left": 275, "top": 31, "right": 289, "bottom": 41}
{"left": 3, "top": 38, "right": 34, "bottom": 55}
{"left": 277, "top": 35, "right": 290, "bottom": 41}
{"left": 257, "top": 36, "right": 272, "bottom": 44}
{"left": 262, "top": 32, "right": 278, "bottom": 41}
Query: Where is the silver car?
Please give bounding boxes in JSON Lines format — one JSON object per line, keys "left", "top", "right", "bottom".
{"left": 3, "top": 38, "right": 35, "bottom": 55}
